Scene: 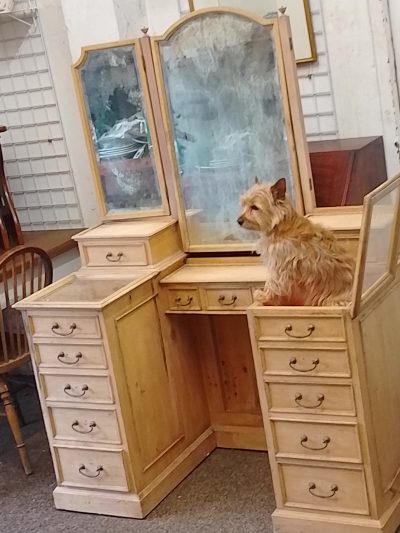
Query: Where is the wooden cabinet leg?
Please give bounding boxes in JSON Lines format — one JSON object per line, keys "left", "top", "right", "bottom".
{"left": 0, "top": 376, "right": 32, "bottom": 475}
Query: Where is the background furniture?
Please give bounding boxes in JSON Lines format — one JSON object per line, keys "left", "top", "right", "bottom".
{"left": 0, "top": 125, "right": 24, "bottom": 250}
{"left": 0, "top": 245, "right": 53, "bottom": 474}
{"left": 309, "top": 136, "right": 387, "bottom": 207}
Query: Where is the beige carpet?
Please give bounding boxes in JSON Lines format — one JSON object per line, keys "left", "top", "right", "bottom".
{"left": 0, "top": 381, "right": 275, "bottom": 532}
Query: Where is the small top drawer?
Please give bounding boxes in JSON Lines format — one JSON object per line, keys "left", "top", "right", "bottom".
{"left": 257, "top": 315, "right": 346, "bottom": 342}
{"left": 167, "top": 288, "right": 201, "bottom": 311}
{"left": 204, "top": 288, "right": 252, "bottom": 311}
{"left": 30, "top": 314, "right": 101, "bottom": 339}
{"left": 82, "top": 242, "right": 148, "bottom": 267}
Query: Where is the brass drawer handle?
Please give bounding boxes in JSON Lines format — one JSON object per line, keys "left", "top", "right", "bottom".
{"left": 285, "top": 324, "right": 315, "bottom": 339}
{"left": 308, "top": 482, "right": 338, "bottom": 499}
{"left": 78, "top": 464, "right": 103, "bottom": 478}
{"left": 106, "top": 251, "right": 123, "bottom": 262}
{"left": 64, "top": 384, "right": 89, "bottom": 398}
{"left": 52, "top": 322, "right": 77, "bottom": 336}
{"left": 57, "top": 352, "right": 83, "bottom": 365}
{"left": 295, "top": 392, "right": 325, "bottom": 409}
{"left": 72, "top": 420, "right": 97, "bottom": 434}
{"left": 175, "top": 296, "right": 193, "bottom": 307}
{"left": 218, "top": 295, "right": 237, "bottom": 306}
{"left": 300, "top": 434, "right": 331, "bottom": 451}
{"left": 289, "top": 357, "right": 319, "bottom": 373}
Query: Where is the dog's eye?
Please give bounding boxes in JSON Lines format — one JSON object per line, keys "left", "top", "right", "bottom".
{"left": 250, "top": 205, "right": 259, "bottom": 211}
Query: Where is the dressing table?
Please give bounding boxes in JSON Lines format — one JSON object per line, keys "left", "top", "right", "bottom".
{"left": 15, "top": 8, "right": 400, "bottom": 533}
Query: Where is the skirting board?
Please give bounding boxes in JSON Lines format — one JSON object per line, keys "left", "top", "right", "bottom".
{"left": 54, "top": 428, "right": 216, "bottom": 519}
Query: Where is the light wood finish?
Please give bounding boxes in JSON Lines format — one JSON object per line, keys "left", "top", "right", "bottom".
{"left": 30, "top": 314, "right": 101, "bottom": 339}
{"left": 256, "top": 314, "right": 346, "bottom": 342}
{"left": 40, "top": 372, "right": 114, "bottom": 404}
{"left": 203, "top": 288, "right": 252, "bottom": 311}
{"left": 166, "top": 288, "right": 202, "bottom": 311}
{"left": 280, "top": 463, "right": 369, "bottom": 515}
{"left": 34, "top": 341, "right": 107, "bottom": 370}
{"left": 49, "top": 406, "right": 121, "bottom": 445}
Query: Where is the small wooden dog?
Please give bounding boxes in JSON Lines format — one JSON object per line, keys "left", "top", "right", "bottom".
{"left": 238, "top": 177, "right": 355, "bottom": 306}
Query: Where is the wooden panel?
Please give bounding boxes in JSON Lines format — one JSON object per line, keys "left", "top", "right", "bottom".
{"left": 34, "top": 342, "right": 107, "bottom": 370}
{"left": 83, "top": 242, "right": 148, "bottom": 267}
{"left": 50, "top": 406, "right": 121, "bottom": 445}
{"left": 30, "top": 314, "right": 101, "bottom": 339}
{"left": 204, "top": 288, "right": 252, "bottom": 311}
{"left": 359, "top": 283, "right": 400, "bottom": 502}
{"left": 259, "top": 343, "right": 350, "bottom": 378}
{"left": 272, "top": 419, "right": 361, "bottom": 463}
{"left": 115, "top": 298, "right": 183, "bottom": 471}
{"left": 266, "top": 383, "right": 355, "bottom": 416}
{"left": 56, "top": 447, "right": 128, "bottom": 492}
{"left": 166, "top": 288, "right": 202, "bottom": 311}
{"left": 280, "top": 463, "right": 369, "bottom": 515}
{"left": 41, "top": 373, "right": 114, "bottom": 404}
{"left": 257, "top": 315, "right": 346, "bottom": 342}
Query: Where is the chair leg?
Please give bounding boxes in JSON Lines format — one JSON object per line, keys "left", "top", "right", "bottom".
{"left": 0, "top": 376, "right": 32, "bottom": 475}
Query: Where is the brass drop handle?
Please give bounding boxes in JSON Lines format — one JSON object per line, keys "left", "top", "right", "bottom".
{"left": 78, "top": 464, "right": 104, "bottom": 478}
{"left": 308, "top": 482, "right": 338, "bottom": 499}
{"left": 72, "top": 420, "right": 97, "bottom": 434}
{"left": 295, "top": 392, "right": 325, "bottom": 409}
{"left": 57, "top": 352, "right": 83, "bottom": 365}
{"left": 289, "top": 357, "right": 320, "bottom": 373}
{"left": 64, "top": 384, "right": 89, "bottom": 398}
{"left": 300, "top": 434, "right": 331, "bottom": 451}
{"left": 285, "top": 324, "right": 315, "bottom": 339}
{"left": 218, "top": 295, "right": 237, "bottom": 306}
{"left": 175, "top": 296, "right": 193, "bottom": 307}
{"left": 52, "top": 322, "right": 77, "bottom": 336}
{"left": 106, "top": 251, "right": 123, "bottom": 262}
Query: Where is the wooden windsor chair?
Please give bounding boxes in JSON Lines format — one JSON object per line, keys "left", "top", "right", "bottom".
{"left": 0, "top": 245, "right": 53, "bottom": 474}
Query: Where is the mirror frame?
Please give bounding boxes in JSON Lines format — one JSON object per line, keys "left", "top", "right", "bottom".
{"left": 72, "top": 39, "right": 171, "bottom": 221}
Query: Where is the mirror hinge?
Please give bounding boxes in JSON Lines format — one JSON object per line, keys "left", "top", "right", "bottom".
{"left": 289, "top": 37, "right": 293, "bottom": 50}
{"left": 309, "top": 178, "right": 313, "bottom": 190}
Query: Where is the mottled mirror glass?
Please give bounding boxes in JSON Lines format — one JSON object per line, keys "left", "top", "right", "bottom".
{"left": 159, "top": 13, "right": 293, "bottom": 247}
{"left": 79, "top": 45, "right": 163, "bottom": 216}
{"left": 362, "top": 188, "right": 398, "bottom": 294}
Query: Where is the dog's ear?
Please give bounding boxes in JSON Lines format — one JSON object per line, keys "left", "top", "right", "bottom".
{"left": 254, "top": 176, "right": 260, "bottom": 184}
{"left": 271, "top": 177, "right": 286, "bottom": 202}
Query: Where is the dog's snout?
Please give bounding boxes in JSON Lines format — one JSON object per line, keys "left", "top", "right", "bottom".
{"left": 237, "top": 217, "right": 244, "bottom": 226}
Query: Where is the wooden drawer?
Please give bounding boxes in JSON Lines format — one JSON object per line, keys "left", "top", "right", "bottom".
{"left": 204, "top": 288, "right": 252, "bottom": 311}
{"left": 257, "top": 315, "right": 346, "bottom": 342}
{"left": 167, "top": 288, "right": 201, "bottom": 311}
{"left": 83, "top": 242, "right": 148, "bottom": 267}
{"left": 266, "top": 383, "right": 355, "bottom": 416}
{"left": 56, "top": 447, "right": 128, "bottom": 492}
{"left": 41, "top": 374, "right": 114, "bottom": 404}
{"left": 280, "top": 463, "right": 369, "bottom": 515}
{"left": 272, "top": 420, "right": 361, "bottom": 462}
{"left": 259, "top": 344, "right": 350, "bottom": 378}
{"left": 30, "top": 314, "right": 101, "bottom": 339}
{"left": 50, "top": 407, "right": 121, "bottom": 445}
{"left": 34, "top": 342, "right": 107, "bottom": 370}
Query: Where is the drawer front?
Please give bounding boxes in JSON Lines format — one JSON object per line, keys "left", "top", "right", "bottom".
{"left": 35, "top": 343, "right": 107, "bottom": 370}
{"left": 50, "top": 407, "right": 121, "bottom": 445}
{"left": 267, "top": 383, "right": 355, "bottom": 416}
{"left": 272, "top": 420, "right": 361, "bottom": 462}
{"left": 56, "top": 447, "right": 128, "bottom": 492}
{"left": 280, "top": 463, "right": 369, "bottom": 515}
{"left": 167, "top": 288, "right": 201, "bottom": 311}
{"left": 259, "top": 345, "right": 350, "bottom": 378}
{"left": 84, "top": 242, "right": 148, "bottom": 267}
{"left": 31, "top": 315, "right": 101, "bottom": 339}
{"left": 41, "top": 374, "right": 113, "bottom": 404}
{"left": 204, "top": 288, "right": 252, "bottom": 311}
{"left": 257, "top": 316, "right": 345, "bottom": 342}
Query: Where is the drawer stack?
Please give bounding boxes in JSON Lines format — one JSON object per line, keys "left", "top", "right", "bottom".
{"left": 249, "top": 310, "right": 370, "bottom": 518}
{"left": 28, "top": 311, "right": 130, "bottom": 496}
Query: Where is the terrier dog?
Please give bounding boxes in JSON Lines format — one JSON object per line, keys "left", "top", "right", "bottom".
{"left": 238, "top": 177, "right": 355, "bottom": 306}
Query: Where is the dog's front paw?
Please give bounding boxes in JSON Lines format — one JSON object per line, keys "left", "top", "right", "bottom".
{"left": 253, "top": 289, "right": 270, "bottom": 306}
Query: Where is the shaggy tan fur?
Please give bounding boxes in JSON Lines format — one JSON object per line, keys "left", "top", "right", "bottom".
{"left": 238, "top": 177, "right": 355, "bottom": 306}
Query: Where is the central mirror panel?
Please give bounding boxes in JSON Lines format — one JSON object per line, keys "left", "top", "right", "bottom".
{"left": 154, "top": 11, "right": 302, "bottom": 251}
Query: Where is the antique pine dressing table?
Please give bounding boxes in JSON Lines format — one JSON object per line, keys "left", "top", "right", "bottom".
{"left": 15, "top": 8, "right": 400, "bottom": 533}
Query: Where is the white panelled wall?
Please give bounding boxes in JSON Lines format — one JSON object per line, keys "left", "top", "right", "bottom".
{"left": 1, "top": 0, "right": 400, "bottom": 233}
